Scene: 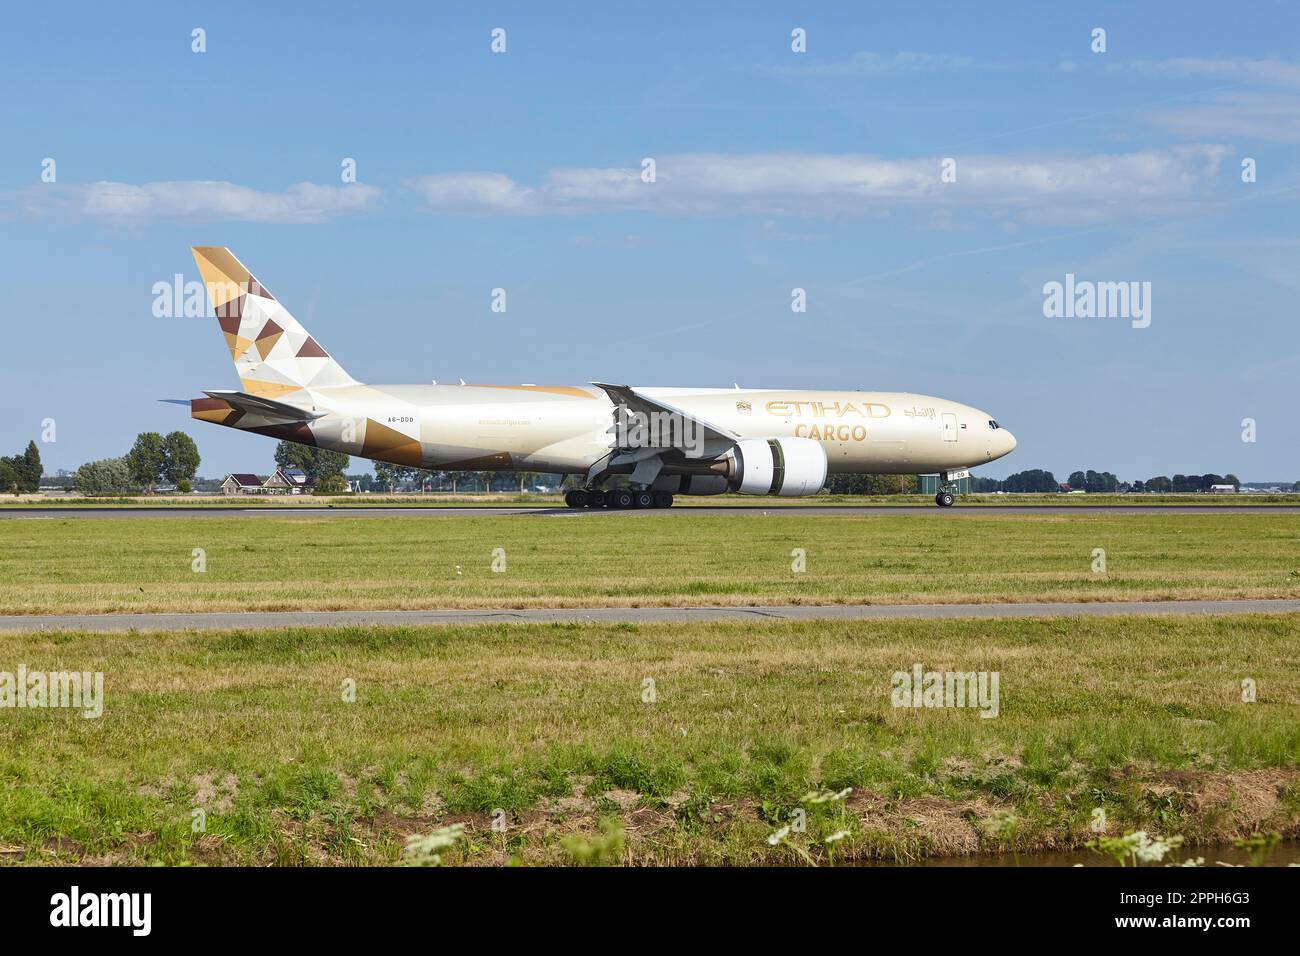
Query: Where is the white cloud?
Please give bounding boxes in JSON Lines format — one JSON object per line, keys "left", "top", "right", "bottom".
{"left": 768, "top": 51, "right": 983, "bottom": 77}
{"left": 1150, "top": 91, "right": 1300, "bottom": 143}
{"left": 1121, "top": 56, "right": 1300, "bottom": 87}
{"left": 17, "top": 180, "right": 380, "bottom": 223}
{"left": 399, "top": 172, "right": 530, "bottom": 212}
{"left": 404, "top": 146, "right": 1233, "bottom": 223}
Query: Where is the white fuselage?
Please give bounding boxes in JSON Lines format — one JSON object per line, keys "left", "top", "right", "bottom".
{"left": 287, "top": 384, "right": 1016, "bottom": 476}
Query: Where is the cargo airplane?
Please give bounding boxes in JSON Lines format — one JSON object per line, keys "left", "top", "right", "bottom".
{"left": 185, "top": 247, "right": 1016, "bottom": 508}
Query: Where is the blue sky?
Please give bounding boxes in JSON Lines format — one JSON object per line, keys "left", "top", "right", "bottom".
{"left": 2, "top": 1, "right": 1298, "bottom": 481}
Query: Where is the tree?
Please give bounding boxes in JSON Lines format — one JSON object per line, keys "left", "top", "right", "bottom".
{"left": 1146, "top": 475, "right": 1172, "bottom": 493}
{"left": 19, "top": 441, "right": 42, "bottom": 493}
{"left": 126, "top": 432, "right": 167, "bottom": 491}
{"left": 162, "top": 431, "right": 201, "bottom": 485}
{"left": 385, "top": 465, "right": 420, "bottom": 490}
{"left": 866, "top": 474, "right": 915, "bottom": 494}
{"left": 1081, "top": 470, "right": 1119, "bottom": 493}
{"left": 372, "top": 461, "right": 398, "bottom": 492}
{"left": 823, "top": 474, "right": 918, "bottom": 495}
{"left": 314, "top": 473, "right": 349, "bottom": 494}
{"left": 274, "top": 441, "right": 350, "bottom": 483}
{"left": 74, "top": 457, "right": 132, "bottom": 495}
{"left": 1067, "top": 471, "right": 1086, "bottom": 491}
{"left": 0, "top": 458, "right": 16, "bottom": 495}
{"left": 824, "top": 474, "right": 867, "bottom": 494}
{"left": 1003, "top": 469, "right": 1058, "bottom": 493}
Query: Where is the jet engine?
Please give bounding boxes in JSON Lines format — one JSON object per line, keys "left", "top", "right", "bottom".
{"left": 724, "top": 437, "right": 827, "bottom": 496}
{"left": 651, "top": 474, "right": 729, "bottom": 496}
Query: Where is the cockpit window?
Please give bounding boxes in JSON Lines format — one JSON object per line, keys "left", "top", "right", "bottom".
{"left": 988, "top": 420, "right": 1000, "bottom": 429}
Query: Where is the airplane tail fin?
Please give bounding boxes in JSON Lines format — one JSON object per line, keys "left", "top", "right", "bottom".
{"left": 191, "top": 246, "right": 357, "bottom": 400}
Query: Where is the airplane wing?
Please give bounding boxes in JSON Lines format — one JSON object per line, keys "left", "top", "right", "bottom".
{"left": 201, "top": 390, "right": 325, "bottom": 422}
{"left": 590, "top": 382, "right": 740, "bottom": 449}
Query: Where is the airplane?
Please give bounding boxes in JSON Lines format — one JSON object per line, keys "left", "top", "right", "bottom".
{"left": 185, "top": 247, "right": 1016, "bottom": 508}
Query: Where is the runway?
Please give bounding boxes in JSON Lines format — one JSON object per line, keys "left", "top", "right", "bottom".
{"left": 3, "top": 504, "right": 1299, "bottom": 519}
{"left": 3, "top": 598, "right": 1298, "bottom": 632}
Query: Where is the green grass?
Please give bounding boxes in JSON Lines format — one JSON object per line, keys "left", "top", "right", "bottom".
{"left": 1, "top": 615, "right": 1296, "bottom": 865}
{"left": 2, "top": 512, "right": 1299, "bottom": 614}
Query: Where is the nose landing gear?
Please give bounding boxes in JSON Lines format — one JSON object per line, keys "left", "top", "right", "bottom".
{"left": 932, "top": 469, "right": 969, "bottom": 508}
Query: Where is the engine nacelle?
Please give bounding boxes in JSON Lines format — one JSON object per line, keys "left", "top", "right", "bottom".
{"left": 726, "top": 437, "right": 827, "bottom": 496}
{"left": 651, "top": 474, "right": 729, "bottom": 496}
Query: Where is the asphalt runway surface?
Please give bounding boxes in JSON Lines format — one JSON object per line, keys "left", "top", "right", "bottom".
{"left": 3, "top": 598, "right": 1298, "bottom": 632}
{"left": 4, "top": 504, "right": 1300, "bottom": 519}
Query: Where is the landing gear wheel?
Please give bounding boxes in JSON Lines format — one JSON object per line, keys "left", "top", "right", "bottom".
{"left": 936, "top": 491, "right": 955, "bottom": 508}
{"left": 585, "top": 489, "right": 606, "bottom": 508}
{"left": 610, "top": 489, "right": 634, "bottom": 509}
{"left": 634, "top": 490, "right": 654, "bottom": 509}
{"left": 652, "top": 491, "right": 674, "bottom": 508}
{"left": 565, "top": 489, "right": 588, "bottom": 508}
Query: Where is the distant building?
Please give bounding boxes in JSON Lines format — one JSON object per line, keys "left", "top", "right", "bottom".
{"left": 263, "top": 468, "right": 312, "bottom": 494}
{"left": 221, "top": 474, "right": 263, "bottom": 495}
{"left": 1209, "top": 484, "right": 1237, "bottom": 494}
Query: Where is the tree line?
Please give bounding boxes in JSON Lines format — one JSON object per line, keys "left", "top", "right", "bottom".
{"left": 368, "top": 462, "right": 556, "bottom": 493}
{"left": 268, "top": 443, "right": 553, "bottom": 494}
{"left": 74, "top": 432, "right": 201, "bottom": 495}
{"left": 0, "top": 441, "right": 43, "bottom": 494}
{"left": 824, "top": 474, "right": 918, "bottom": 495}
{"left": 972, "top": 470, "right": 1250, "bottom": 493}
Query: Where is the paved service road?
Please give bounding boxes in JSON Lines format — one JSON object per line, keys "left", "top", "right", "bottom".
{"left": 4, "top": 505, "right": 1300, "bottom": 519}
{"left": 2, "top": 598, "right": 1298, "bottom": 632}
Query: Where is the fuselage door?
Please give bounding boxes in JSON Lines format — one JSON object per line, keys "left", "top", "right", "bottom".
{"left": 941, "top": 412, "right": 958, "bottom": 442}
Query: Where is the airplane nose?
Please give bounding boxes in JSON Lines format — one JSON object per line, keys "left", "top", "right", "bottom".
{"left": 1002, "top": 430, "right": 1017, "bottom": 455}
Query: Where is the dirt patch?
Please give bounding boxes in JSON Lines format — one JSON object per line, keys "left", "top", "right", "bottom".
{"left": 603, "top": 789, "right": 641, "bottom": 811}
{"left": 851, "top": 794, "right": 1004, "bottom": 858}
{"left": 624, "top": 806, "right": 676, "bottom": 836}
{"left": 539, "top": 793, "right": 592, "bottom": 817}
{"left": 1159, "top": 768, "right": 1299, "bottom": 838}
{"left": 42, "top": 836, "right": 86, "bottom": 858}
{"left": 191, "top": 771, "right": 240, "bottom": 812}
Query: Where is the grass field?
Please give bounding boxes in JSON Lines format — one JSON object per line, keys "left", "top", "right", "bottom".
{"left": 1, "top": 512, "right": 1298, "bottom": 615}
{"left": 1, "top": 614, "right": 1296, "bottom": 865}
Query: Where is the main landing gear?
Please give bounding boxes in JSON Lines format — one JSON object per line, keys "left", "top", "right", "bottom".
{"left": 934, "top": 491, "right": 956, "bottom": 508}
{"left": 564, "top": 489, "right": 674, "bottom": 509}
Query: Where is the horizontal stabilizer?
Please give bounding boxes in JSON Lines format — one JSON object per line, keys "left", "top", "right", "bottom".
{"left": 201, "top": 389, "right": 324, "bottom": 422}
